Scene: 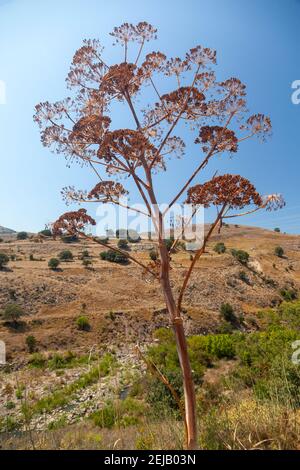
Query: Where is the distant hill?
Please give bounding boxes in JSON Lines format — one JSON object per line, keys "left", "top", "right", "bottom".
{"left": 0, "top": 225, "right": 16, "bottom": 234}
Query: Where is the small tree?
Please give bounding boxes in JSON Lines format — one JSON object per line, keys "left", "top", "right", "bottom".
{"left": 17, "top": 231, "right": 28, "bottom": 240}
{"left": 275, "top": 246, "right": 284, "bottom": 258}
{"left": 35, "top": 22, "right": 284, "bottom": 449}
{"left": 1, "top": 303, "right": 24, "bottom": 325}
{"left": 0, "top": 253, "right": 9, "bottom": 270}
{"left": 274, "top": 227, "right": 281, "bottom": 233}
{"left": 48, "top": 258, "right": 60, "bottom": 270}
{"left": 214, "top": 242, "right": 226, "bottom": 254}
{"left": 58, "top": 249, "right": 73, "bottom": 261}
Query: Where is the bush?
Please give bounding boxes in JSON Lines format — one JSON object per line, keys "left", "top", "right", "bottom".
{"left": 214, "top": 242, "right": 226, "bottom": 254}
{"left": 1, "top": 303, "right": 25, "bottom": 324}
{"left": 149, "top": 249, "right": 158, "bottom": 261}
{"left": 76, "top": 316, "right": 90, "bottom": 331}
{"left": 274, "top": 227, "right": 281, "bottom": 233}
{"left": 81, "top": 250, "right": 90, "bottom": 259}
{"left": 98, "top": 236, "right": 109, "bottom": 244}
{"left": 220, "top": 303, "right": 236, "bottom": 323}
{"left": 188, "top": 334, "right": 236, "bottom": 360}
{"left": 17, "top": 231, "right": 28, "bottom": 240}
{"left": 100, "top": 250, "right": 128, "bottom": 264}
{"left": 61, "top": 234, "right": 78, "bottom": 243}
{"left": 58, "top": 250, "right": 73, "bottom": 261}
{"left": 39, "top": 229, "right": 52, "bottom": 237}
{"left": 146, "top": 370, "right": 183, "bottom": 415}
{"left": 239, "top": 270, "right": 250, "bottom": 284}
{"left": 0, "top": 252, "right": 9, "bottom": 269}
{"left": 82, "top": 258, "right": 92, "bottom": 268}
{"left": 48, "top": 258, "right": 60, "bottom": 270}
{"left": 280, "top": 288, "right": 297, "bottom": 302}
{"left": 117, "top": 239, "right": 129, "bottom": 250}
{"left": 275, "top": 246, "right": 284, "bottom": 258}
{"left": 231, "top": 249, "right": 249, "bottom": 264}
{"left": 28, "top": 353, "right": 47, "bottom": 368}
{"left": 26, "top": 335, "right": 37, "bottom": 353}
{"left": 90, "top": 397, "right": 146, "bottom": 429}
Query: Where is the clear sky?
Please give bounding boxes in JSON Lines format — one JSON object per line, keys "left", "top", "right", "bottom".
{"left": 0, "top": 0, "right": 299, "bottom": 233}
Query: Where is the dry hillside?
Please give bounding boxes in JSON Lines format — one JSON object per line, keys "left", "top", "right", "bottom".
{"left": 0, "top": 224, "right": 299, "bottom": 361}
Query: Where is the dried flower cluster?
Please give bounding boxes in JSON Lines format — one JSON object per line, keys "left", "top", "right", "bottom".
{"left": 196, "top": 125, "right": 238, "bottom": 153}
{"left": 186, "top": 174, "right": 263, "bottom": 209}
{"left": 52, "top": 209, "right": 96, "bottom": 236}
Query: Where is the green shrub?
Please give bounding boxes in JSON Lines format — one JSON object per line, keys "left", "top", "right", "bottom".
{"left": 118, "top": 239, "right": 129, "bottom": 250}
{"left": 274, "top": 227, "right": 281, "bottom": 233}
{"left": 239, "top": 270, "right": 250, "bottom": 284}
{"left": 58, "top": 250, "right": 73, "bottom": 261}
{"left": 280, "top": 288, "right": 297, "bottom": 302}
{"left": 82, "top": 258, "right": 92, "bottom": 268}
{"left": 76, "top": 316, "right": 90, "bottom": 331}
{"left": 0, "top": 252, "right": 9, "bottom": 269}
{"left": 26, "top": 335, "right": 37, "bottom": 353}
{"left": 48, "top": 258, "right": 60, "bottom": 270}
{"left": 81, "top": 250, "right": 90, "bottom": 258}
{"left": 100, "top": 250, "right": 128, "bottom": 264}
{"left": 214, "top": 242, "right": 226, "bottom": 254}
{"left": 220, "top": 303, "right": 236, "bottom": 323}
{"left": 231, "top": 249, "right": 249, "bottom": 264}
{"left": 188, "top": 334, "right": 236, "bottom": 360}
{"left": 274, "top": 246, "right": 284, "bottom": 258}
{"left": 17, "top": 231, "right": 28, "bottom": 240}
{"left": 28, "top": 353, "right": 47, "bottom": 368}
{"left": 39, "top": 229, "right": 52, "bottom": 237}
{"left": 1, "top": 303, "right": 25, "bottom": 324}
{"left": 146, "top": 370, "right": 183, "bottom": 415}
{"left": 5, "top": 401, "right": 16, "bottom": 410}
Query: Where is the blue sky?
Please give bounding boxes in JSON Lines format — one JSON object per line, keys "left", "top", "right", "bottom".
{"left": 0, "top": 0, "right": 299, "bottom": 233}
